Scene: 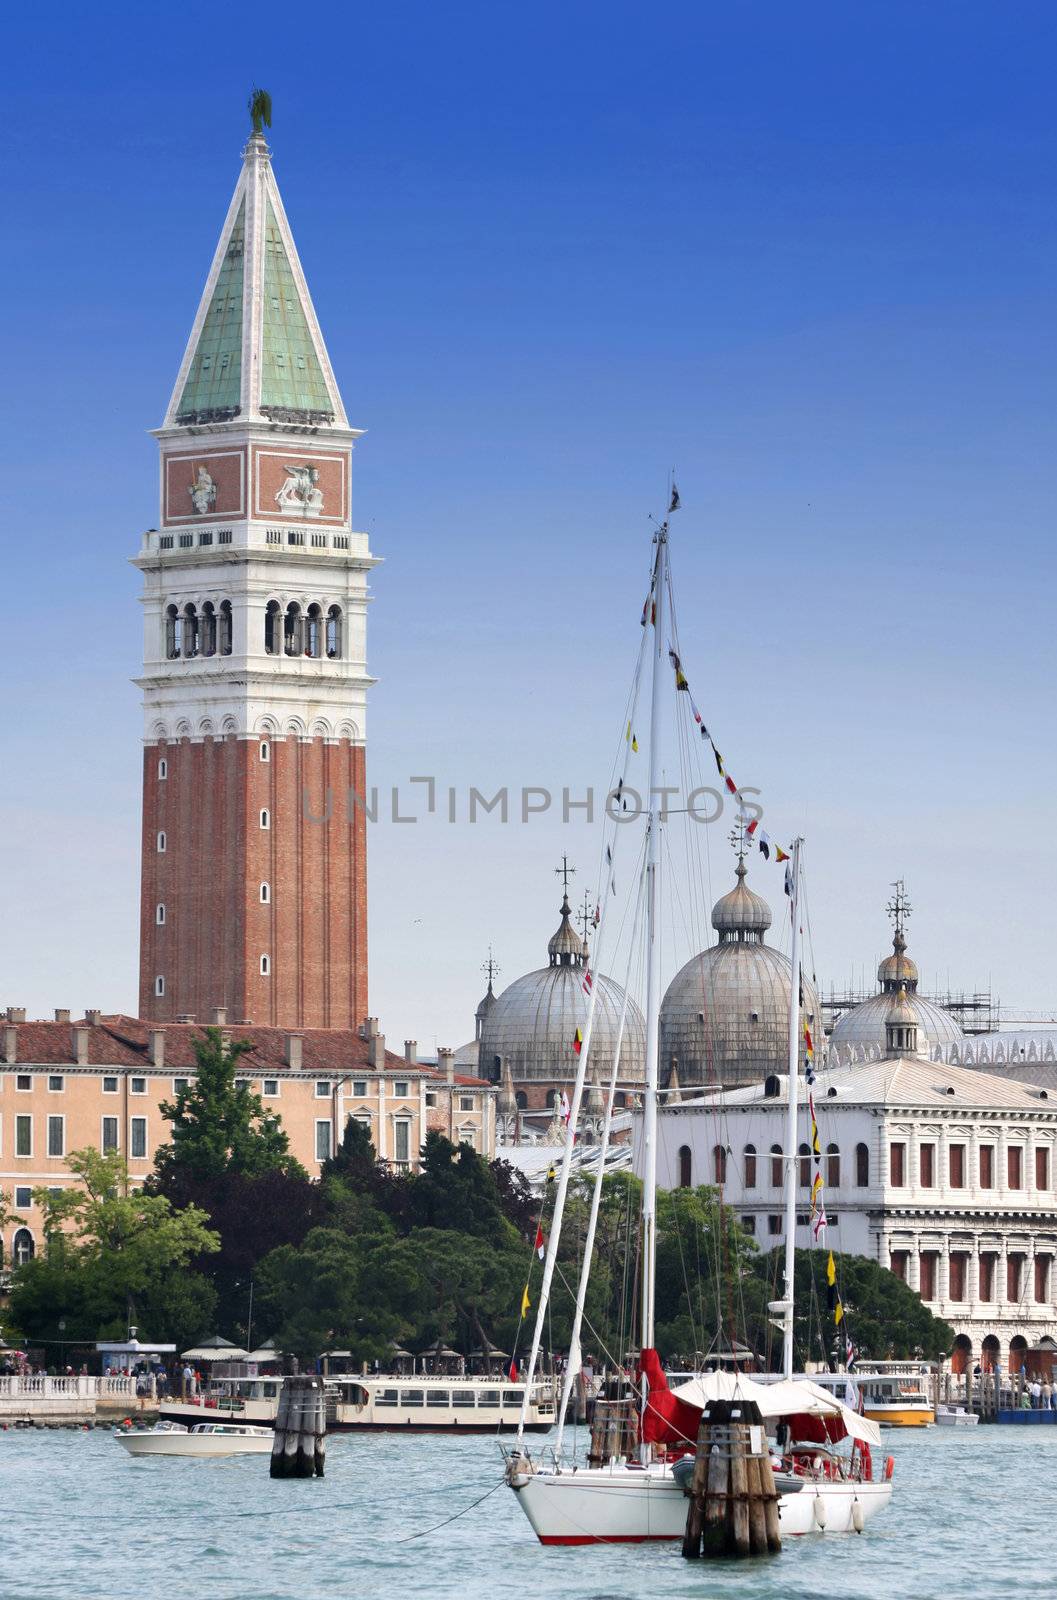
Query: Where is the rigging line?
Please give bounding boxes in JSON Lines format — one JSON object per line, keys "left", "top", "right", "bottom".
{"left": 392, "top": 1476, "right": 505, "bottom": 1543}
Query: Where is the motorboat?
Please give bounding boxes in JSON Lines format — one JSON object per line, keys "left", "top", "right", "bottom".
{"left": 114, "top": 1420, "right": 273, "bottom": 1457}
{"left": 935, "top": 1404, "right": 979, "bottom": 1427}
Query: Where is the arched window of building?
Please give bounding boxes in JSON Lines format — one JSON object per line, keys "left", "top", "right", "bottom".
{"left": 165, "top": 604, "right": 181, "bottom": 660}
{"left": 265, "top": 601, "right": 281, "bottom": 655}
{"left": 798, "top": 1142, "right": 812, "bottom": 1189}
{"left": 284, "top": 602, "right": 303, "bottom": 657}
{"left": 259, "top": 741, "right": 270, "bottom": 763}
{"left": 827, "top": 1143, "right": 841, "bottom": 1188}
{"left": 157, "top": 757, "right": 168, "bottom": 780}
{"left": 200, "top": 601, "right": 217, "bottom": 657}
{"left": 260, "top": 954, "right": 270, "bottom": 976}
{"left": 156, "top": 903, "right": 165, "bottom": 925}
{"left": 154, "top": 975, "right": 165, "bottom": 996}
{"left": 743, "top": 1145, "right": 757, "bottom": 1188}
{"left": 545, "top": 1089, "right": 556, "bottom": 1109}
{"left": 678, "top": 1145, "right": 692, "bottom": 1188}
{"left": 259, "top": 809, "right": 270, "bottom": 830}
{"left": 306, "top": 603, "right": 323, "bottom": 658}
{"left": 326, "top": 605, "right": 343, "bottom": 659}
{"left": 770, "top": 1145, "right": 783, "bottom": 1188}
{"left": 614, "top": 1091, "right": 626, "bottom": 1109}
{"left": 13, "top": 1228, "right": 34, "bottom": 1266}
{"left": 182, "top": 603, "right": 199, "bottom": 658}
{"left": 156, "top": 831, "right": 166, "bottom": 853}
{"left": 855, "top": 1143, "right": 870, "bottom": 1187}
{"left": 219, "top": 600, "right": 232, "bottom": 656}
{"left": 515, "top": 1091, "right": 527, "bottom": 1110}
{"left": 713, "top": 1144, "right": 727, "bottom": 1185}
{"left": 260, "top": 882, "right": 270, "bottom": 904}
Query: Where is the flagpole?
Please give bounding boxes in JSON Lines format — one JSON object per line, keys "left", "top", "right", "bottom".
{"left": 781, "top": 836, "right": 804, "bottom": 1381}
{"left": 639, "top": 520, "right": 668, "bottom": 1377}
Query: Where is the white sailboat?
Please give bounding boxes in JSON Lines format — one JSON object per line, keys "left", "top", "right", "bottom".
{"left": 504, "top": 506, "right": 894, "bottom": 1545}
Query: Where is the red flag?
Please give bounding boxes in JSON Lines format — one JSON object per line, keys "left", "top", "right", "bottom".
{"left": 508, "top": 1358, "right": 518, "bottom": 1382}
{"left": 572, "top": 1028, "right": 583, "bottom": 1056}
{"left": 534, "top": 1224, "right": 545, "bottom": 1259}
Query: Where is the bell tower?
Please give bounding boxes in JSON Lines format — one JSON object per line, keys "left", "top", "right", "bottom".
{"left": 134, "top": 116, "right": 375, "bottom": 1028}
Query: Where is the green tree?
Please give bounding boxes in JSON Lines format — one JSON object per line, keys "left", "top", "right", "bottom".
{"left": 153, "top": 1028, "right": 305, "bottom": 1183}
{"left": 9, "top": 1149, "right": 220, "bottom": 1347}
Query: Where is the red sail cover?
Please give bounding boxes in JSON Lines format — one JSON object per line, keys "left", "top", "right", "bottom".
{"left": 637, "top": 1348, "right": 702, "bottom": 1448}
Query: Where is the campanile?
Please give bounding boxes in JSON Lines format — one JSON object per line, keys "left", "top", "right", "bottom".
{"left": 135, "top": 122, "right": 374, "bottom": 1028}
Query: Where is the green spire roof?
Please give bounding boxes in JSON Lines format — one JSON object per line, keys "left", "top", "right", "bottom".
{"left": 176, "top": 200, "right": 245, "bottom": 423}
{"left": 260, "top": 199, "right": 334, "bottom": 416}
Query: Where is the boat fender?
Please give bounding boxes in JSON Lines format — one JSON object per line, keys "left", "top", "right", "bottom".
{"left": 884, "top": 1454, "right": 895, "bottom": 1481}
{"left": 812, "top": 1495, "right": 826, "bottom": 1529}
{"left": 851, "top": 1498, "right": 865, "bottom": 1534}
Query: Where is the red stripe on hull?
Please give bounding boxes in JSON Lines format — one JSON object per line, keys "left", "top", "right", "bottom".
{"left": 537, "top": 1534, "right": 679, "bottom": 1545}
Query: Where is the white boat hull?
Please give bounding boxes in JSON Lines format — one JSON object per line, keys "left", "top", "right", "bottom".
{"left": 510, "top": 1462, "right": 893, "bottom": 1544}
{"left": 116, "top": 1431, "right": 273, "bottom": 1457}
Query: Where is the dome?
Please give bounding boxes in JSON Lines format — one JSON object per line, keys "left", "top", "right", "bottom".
{"left": 659, "top": 861, "right": 820, "bottom": 1089}
{"left": 475, "top": 983, "right": 497, "bottom": 1025}
{"left": 478, "top": 893, "right": 646, "bottom": 1086}
{"left": 829, "top": 911, "right": 963, "bottom": 1061}
{"left": 711, "top": 860, "right": 772, "bottom": 940}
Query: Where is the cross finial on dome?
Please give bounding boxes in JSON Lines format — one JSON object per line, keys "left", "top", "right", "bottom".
{"left": 554, "top": 854, "right": 576, "bottom": 897}
{"left": 481, "top": 946, "right": 500, "bottom": 994}
{"left": 886, "top": 879, "right": 912, "bottom": 949}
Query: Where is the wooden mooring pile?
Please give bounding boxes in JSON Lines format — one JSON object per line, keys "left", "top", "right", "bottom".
{"left": 270, "top": 1375, "right": 326, "bottom": 1478}
{"left": 681, "top": 1397, "right": 781, "bottom": 1559}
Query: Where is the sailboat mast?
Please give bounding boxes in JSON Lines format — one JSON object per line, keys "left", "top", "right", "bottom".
{"left": 781, "top": 836, "right": 803, "bottom": 1381}
{"left": 640, "top": 524, "right": 668, "bottom": 1355}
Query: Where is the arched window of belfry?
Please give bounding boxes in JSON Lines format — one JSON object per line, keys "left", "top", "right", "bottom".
{"left": 327, "top": 605, "right": 343, "bottom": 659}
{"left": 284, "top": 603, "right": 303, "bottom": 657}
{"left": 306, "top": 603, "right": 323, "bottom": 659}
{"left": 200, "top": 601, "right": 217, "bottom": 657}
{"left": 182, "top": 603, "right": 199, "bottom": 658}
{"left": 265, "top": 600, "right": 281, "bottom": 655}
{"left": 219, "top": 600, "right": 232, "bottom": 656}
{"left": 165, "top": 605, "right": 181, "bottom": 660}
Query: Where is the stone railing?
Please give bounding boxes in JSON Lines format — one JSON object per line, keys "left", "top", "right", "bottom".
{"left": 0, "top": 1374, "right": 137, "bottom": 1399}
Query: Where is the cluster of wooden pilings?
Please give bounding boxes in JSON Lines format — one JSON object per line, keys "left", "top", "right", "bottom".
{"left": 270, "top": 1376, "right": 326, "bottom": 1478}
{"left": 682, "top": 1398, "right": 781, "bottom": 1559}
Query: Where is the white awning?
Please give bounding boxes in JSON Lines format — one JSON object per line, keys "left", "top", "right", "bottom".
{"left": 669, "top": 1370, "right": 881, "bottom": 1447}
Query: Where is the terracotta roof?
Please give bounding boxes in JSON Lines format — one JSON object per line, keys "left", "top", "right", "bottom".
{"left": 1, "top": 1015, "right": 490, "bottom": 1087}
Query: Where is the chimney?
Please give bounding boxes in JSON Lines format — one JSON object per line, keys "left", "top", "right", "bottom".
{"left": 404, "top": 1040, "right": 417, "bottom": 1064}
{"left": 176, "top": 1013, "right": 196, "bottom": 1025}
{"left": 54, "top": 1008, "right": 71, "bottom": 1024}
{"left": 72, "top": 1026, "right": 91, "bottom": 1066}
{"left": 85, "top": 1009, "right": 102, "bottom": 1026}
{"left": 438, "top": 1047, "right": 455, "bottom": 1085}
{"left": 285, "top": 1034, "right": 303, "bottom": 1070}
{"left": 371, "top": 1033, "right": 385, "bottom": 1072}
{"left": 148, "top": 1029, "right": 166, "bottom": 1069}
{"left": 6, "top": 1007, "right": 26, "bottom": 1024}
{"left": 211, "top": 1006, "right": 228, "bottom": 1026}
{"left": 2, "top": 1025, "right": 16, "bottom": 1064}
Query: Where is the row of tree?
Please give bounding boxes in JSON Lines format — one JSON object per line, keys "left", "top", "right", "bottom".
{"left": 7, "top": 1029, "right": 955, "bottom": 1366}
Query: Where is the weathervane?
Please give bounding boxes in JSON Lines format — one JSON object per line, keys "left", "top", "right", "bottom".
{"left": 481, "top": 947, "right": 500, "bottom": 991}
{"left": 728, "top": 818, "right": 749, "bottom": 864}
{"left": 248, "top": 87, "right": 272, "bottom": 136}
{"left": 576, "top": 889, "right": 595, "bottom": 943}
{"left": 554, "top": 854, "right": 576, "bottom": 898}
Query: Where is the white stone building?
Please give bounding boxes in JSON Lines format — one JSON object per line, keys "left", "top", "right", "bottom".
{"left": 635, "top": 1010, "right": 1057, "bottom": 1371}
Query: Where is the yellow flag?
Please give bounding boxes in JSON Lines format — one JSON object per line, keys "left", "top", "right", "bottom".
{"left": 826, "top": 1250, "right": 836, "bottom": 1287}
{"left": 834, "top": 1297, "right": 844, "bottom": 1326}
{"left": 520, "top": 1284, "right": 531, "bottom": 1318}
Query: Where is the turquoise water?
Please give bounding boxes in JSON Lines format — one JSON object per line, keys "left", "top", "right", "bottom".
{"left": 1, "top": 1424, "right": 1054, "bottom": 1600}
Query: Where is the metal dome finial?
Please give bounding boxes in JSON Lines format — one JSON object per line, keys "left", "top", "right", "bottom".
{"left": 886, "top": 879, "right": 912, "bottom": 948}
{"left": 481, "top": 946, "right": 501, "bottom": 994}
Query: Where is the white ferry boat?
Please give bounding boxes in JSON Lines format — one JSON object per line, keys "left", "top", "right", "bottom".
{"left": 811, "top": 1364, "right": 935, "bottom": 1428}
{"left": 160, "top": 1372, "right": 557, "bottom": 1433}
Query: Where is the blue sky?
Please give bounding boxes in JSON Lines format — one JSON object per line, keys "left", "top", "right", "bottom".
{"left": 1, "top": 1, "right": 1055, "bottom": 1047}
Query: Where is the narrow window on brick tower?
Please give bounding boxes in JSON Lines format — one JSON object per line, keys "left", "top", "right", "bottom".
{"left": 306, "top": 604, "right": 323, "bottom": 658}
{"left": 326, "top": 605, "right": 343, "bottom": 659}
{"left": 260, "top": 809, "right": 270, "bottom": 830}
{"left": 260, "top": 883, "right": 270, "bottom": 903}
{"left": 219, "top": 599, "right": 232, "bottom": 656}
{"left": 157, "top": 757, "right": 168, "bottom": 780}
{"left": 154, "top": 975, "right": 165, "bottom": 996}
{"left": 265, "top": 600, "right": 281, "bottom": 655}
{"left": 260, "top": 955, "right": 270, "bottom": 976}
{"left": 284, "top": 602, "right": 303, "bottom": 657}
{"left": 182, "top": 603, "right": 199, "bottom": 658}
{"left": 157, "top": 831, "right": 166, "bottom": 852}
{"left": 259, "top": 741, "right": 270, "bottom": 762}
{"left": 200, "top": 601, "right": 217, "bottom": 657}
{"left": 156, "top": 903, "right": 166, "bottom": 925}
{"left": 165, "top": 605, "right": 181, "bottom": 660}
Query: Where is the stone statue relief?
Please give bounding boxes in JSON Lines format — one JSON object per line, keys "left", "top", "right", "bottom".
{"left": 275, "top": 463, "right": 325, "bottom": 516}
{"left": 188, "top": 465, "right": 217, "bottom": 516}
